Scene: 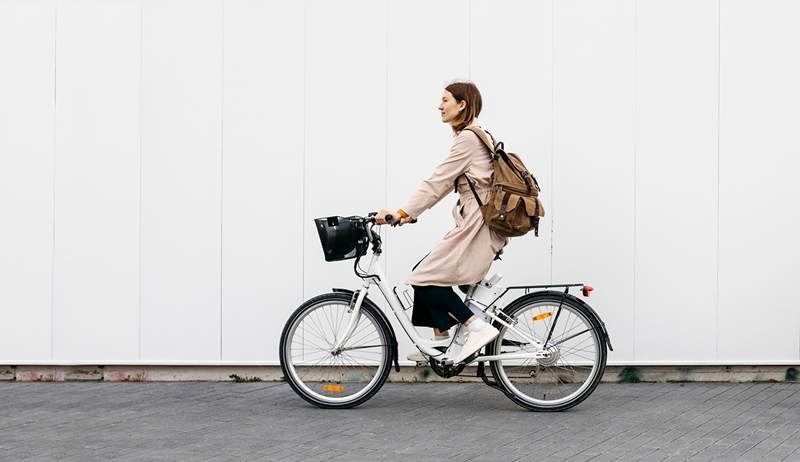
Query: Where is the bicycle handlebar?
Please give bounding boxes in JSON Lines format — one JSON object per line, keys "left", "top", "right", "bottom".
{"left": 366, "top": 212, "right": 418, "bottom": 226}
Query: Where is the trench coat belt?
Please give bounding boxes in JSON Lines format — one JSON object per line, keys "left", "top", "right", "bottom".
{"left": 455, "top": 181, "right": 490, "bottom": 202}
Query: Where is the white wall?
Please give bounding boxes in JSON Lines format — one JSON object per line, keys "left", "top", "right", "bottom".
{"left": 1, "top": 0, "right": 798, "bottom": 366}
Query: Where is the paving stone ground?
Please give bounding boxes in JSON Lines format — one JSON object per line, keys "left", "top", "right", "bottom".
{"left": 1, "top": 382, "right": 799, "bottom": 461}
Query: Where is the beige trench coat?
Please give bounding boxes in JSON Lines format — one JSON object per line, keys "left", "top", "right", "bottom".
{"left": 401, "top": 120, "right": 508, "bottom": 286}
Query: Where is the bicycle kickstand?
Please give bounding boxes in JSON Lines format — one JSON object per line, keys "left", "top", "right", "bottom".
{"left": 476, "top": 361, "right": 511, "bottom": 397}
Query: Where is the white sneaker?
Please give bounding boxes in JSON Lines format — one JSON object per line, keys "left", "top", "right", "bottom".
{"left": 407, "top": 336, "right": 450, "bottom": 363}
{"left": 443, "top": 326, "right": 467, "bottom": 361}
{"left": 452, "top": 325, "right": 499, "bottom": 364}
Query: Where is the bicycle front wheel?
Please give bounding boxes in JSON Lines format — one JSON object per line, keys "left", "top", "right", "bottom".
{"left": 279, "top": 292, "right": 392, "bottom": 409}
{"left": 489, "top": 292, "right": 607, "bottom": 412}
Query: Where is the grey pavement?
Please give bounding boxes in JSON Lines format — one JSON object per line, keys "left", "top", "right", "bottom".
{"left": 1, "top": 382, "right": 799, "bottom": 461}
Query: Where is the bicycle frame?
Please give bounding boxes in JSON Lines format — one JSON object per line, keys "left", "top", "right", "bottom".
{"left": 331, "top": 242, "right": 550, "bottom": 364}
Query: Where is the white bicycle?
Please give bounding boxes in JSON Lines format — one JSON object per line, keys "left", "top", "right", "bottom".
{"left": 279, "top": 213, "right": 612, "bottom": 411}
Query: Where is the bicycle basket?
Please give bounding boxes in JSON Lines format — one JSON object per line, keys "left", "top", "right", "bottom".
{"left": 314, "top": 216, "right": 369, "bottom": 262}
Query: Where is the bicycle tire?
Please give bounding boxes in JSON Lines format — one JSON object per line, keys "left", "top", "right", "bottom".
{"left": 488, "top": 291, "right": 607, "bottom": 412}
{"left": 279, "top": 292, "right": 393, "bottom": 409}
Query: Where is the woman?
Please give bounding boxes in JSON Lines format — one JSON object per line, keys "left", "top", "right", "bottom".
{"left": 376, "top": 81, "right": 507, "bottom": 364}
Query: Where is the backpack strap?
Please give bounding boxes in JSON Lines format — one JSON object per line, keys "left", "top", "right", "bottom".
{"left": 464, "top": 126, "right": 496, "bottom": 155}
{"left": 463, "top": 175, "right": 484, "bottom": 208}
{"left": 453, "top": 126, "right": 496, "bottom": 206}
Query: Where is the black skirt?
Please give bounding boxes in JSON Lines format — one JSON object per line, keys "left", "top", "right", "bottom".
{"left": 411, "top": 285, "right": 473, "bottom": 331}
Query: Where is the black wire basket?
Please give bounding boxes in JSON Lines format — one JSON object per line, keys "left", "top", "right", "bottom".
{"left": 314, "top": 216, "right": 369, "bottom": 262}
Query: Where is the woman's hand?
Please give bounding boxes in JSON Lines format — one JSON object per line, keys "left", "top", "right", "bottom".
{"left": 375, "top": 209, "right": 403, "bottom": 226}
{"left": 397, "top": 215, "right": 415, "bottom": 226}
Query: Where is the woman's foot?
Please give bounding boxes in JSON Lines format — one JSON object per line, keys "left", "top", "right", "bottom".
{"left": 452, "top": 320, "right": 498, "bottom": 364}
{"left": 407, "top": 334, "right": 450, "bottom": 362}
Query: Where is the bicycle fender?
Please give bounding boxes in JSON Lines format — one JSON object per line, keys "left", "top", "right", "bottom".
{"left": 504, "top": 290, "right": 614, "bottom": 352}
{"left": 332, "top": 288, "right": 401, "bottom": 372}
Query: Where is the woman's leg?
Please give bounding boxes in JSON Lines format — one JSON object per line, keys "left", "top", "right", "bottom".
{"left": 415, "top": 286, "right": 473, "bottom": 327}
{"left": 412, "top": 285, "right": 463, "bottom": 332}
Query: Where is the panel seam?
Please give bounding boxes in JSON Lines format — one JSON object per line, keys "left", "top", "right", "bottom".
{"left": 632, "top": 0, "right": 639, "bottom": 362}
{"left": 219, "top": 0, "right": 225, "bottom": 361}
{"left": 138, "top": 0, "right": 144, "bottom": 360}
{"left": 384, "top": 0, "right": 389, "bottom": 280}
{"left": 549, "top": 0, "right": 555, "bottom": 285}
{"left": 468, "top": 0, "right": 472, "bottom": 79}
{"left": 301, "top": 0, "right": 307, "bottom": 301}
{"left": 715, "top": 0, "right": 721, "bottom": 360}
{"left": 50, "top": 1, "right": 58, "bottom": 361}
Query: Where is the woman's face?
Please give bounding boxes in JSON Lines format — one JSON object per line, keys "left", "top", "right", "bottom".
{"left": 439, "top": 90, "right": 466, "bottom": 125}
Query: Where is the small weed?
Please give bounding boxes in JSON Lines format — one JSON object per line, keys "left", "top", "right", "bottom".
{"left": 123, "top": 373, "right": 145, "bottom": 382}
{"left": 786, "top": 368, "right": 798, "bottom": 382}
{"left": 617, "top": 367, "right": 641, "bottom": 384}
{"left": 33, "top": 373, "right": 57, "bottom": 382}
{"left": 229, "top": 374, "right": 262, "bottom": 383}
{"left": 418, "top": 369, "right": 431, "bottom": 381}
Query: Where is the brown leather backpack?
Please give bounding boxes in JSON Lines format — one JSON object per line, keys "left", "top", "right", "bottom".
{"left": 459, "top": 127, "right": 545, "bottom": 237}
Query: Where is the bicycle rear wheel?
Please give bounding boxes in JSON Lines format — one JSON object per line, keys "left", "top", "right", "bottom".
{"left": 489, "top": 292, "right": 607, "bottom": 411}
{"left": 279, "top": 292, "right": 392, "bottom": 409}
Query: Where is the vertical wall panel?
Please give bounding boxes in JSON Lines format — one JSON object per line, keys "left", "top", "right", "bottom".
{"left": 303, "top": 0, "right": 387, "bottom": 299}
{"left": 634, "top": 0, "right": 718, "bottom": 362}
{"left": 221, "top": 0, "right": 304, "bottom": 361}
{"left": 471, "top": 0, "right": 553, "bottom": 288}
{"left": 52, "top": 0, "right": 140, "bottom": 360}
{"left": 553, "top": 0, "right": 636, "bottom": 361}
{"left": 385, "top": 0, "right": 469, "bottom": 358}
{"left": 0, "top": 0, "right": 55, "bottom": 361}
{"left": 2, "top": 0, "right": 800, "bottom": 366}
{"left": 140, "top": 0, "right": 222, "bottom": 360}
{"left": 718, "top": 0, "right": 800, "bottom": 361}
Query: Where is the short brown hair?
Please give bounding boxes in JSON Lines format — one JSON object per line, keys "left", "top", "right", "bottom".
{"left": 445, "top": 81, "right": 482, "bottom": 132}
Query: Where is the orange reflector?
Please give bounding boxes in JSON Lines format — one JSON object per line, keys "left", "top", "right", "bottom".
{"left": 532, "top": 312, "right": 553, "bottom": 321}
{"left": 322, "top": 385, "right": 345, "bottom": 392}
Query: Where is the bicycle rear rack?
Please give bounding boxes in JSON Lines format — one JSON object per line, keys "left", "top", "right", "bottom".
{"left": 486, "top": 283, "right": 589, "bottom": 307}
{"left": 486, "top": 283, "right": 613, "bottom": 353}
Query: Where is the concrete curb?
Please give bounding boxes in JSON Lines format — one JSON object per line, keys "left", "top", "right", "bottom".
{"left": 1, "top": 365, "right": 799, "bottom": 383}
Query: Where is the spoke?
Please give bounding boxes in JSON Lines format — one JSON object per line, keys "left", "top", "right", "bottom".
{"left": 292, "top": 334, "right": 330, "bottom": 352}
{"left": 291, "top": 350, "right": 328, "bottom": 361}
{"left": 548, "top": 328, "right": 592, "bottom": 348}
{"left": 346, "top": 317, "right": 371, "bottom": 343}
{"left": 334, "top": 305, "right": 345, "bottom": 340}
{"left": 344, "top": 330, "right": 379, "bottom": 347}
{"left": 346, "top": 325, "right": 378, "bottom": 348}
{"left": 307, "top": 310, "right": 332, "bottom": 346}
{"left": 340, "top": 344, "right": 386, "bottom": 352}
{"left": 297, "top": 349, "right": 334, "bottom": 377}
{"left": 321, "top": 305, "right": 337, "bottom": 344}
{"left": 559, "top": 343, "right": 597, "bottom": 359}
{"left": 298, "top": 321, "right": 330, "bottom": 346}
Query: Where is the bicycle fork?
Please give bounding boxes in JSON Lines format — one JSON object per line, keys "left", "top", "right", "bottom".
{"left": 330, "top": 288, "right": 368, "bottom": 354}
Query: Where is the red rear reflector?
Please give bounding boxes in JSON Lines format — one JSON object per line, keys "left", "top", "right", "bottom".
{"left": 582, "top": 286, "right": 594, "bottom": 297}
